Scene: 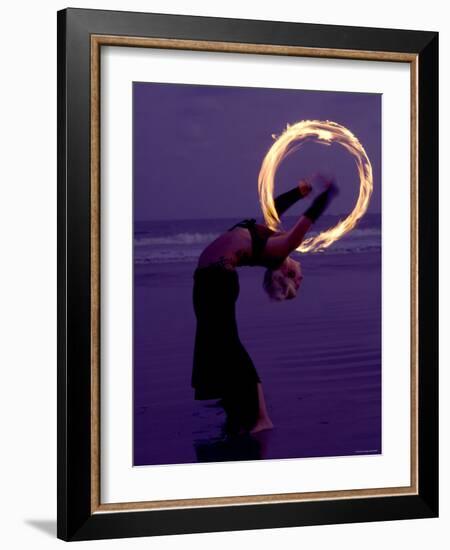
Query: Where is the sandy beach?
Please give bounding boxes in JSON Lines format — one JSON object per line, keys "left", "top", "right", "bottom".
{"left": 133, "top": 249, "right": 381, "bottom": 466}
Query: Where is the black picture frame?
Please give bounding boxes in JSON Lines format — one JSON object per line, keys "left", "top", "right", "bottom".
{"left": 57, "top": 7, "right": 438, "bottom": 542}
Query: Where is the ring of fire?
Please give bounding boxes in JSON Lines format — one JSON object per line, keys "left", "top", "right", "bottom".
{"left": 257, "top": 120, "right": 374, "bottom": 253}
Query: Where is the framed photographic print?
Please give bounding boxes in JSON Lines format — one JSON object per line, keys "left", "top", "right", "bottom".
{"left": 57, "top": 7, "right": 439, "bottom": 541}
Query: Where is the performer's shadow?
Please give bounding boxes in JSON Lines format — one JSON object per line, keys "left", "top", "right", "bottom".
{"left": 194, "top": 429, "right": 272, "bottom": 463}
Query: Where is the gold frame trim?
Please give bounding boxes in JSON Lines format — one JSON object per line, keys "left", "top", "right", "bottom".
{"left": 90, "top": 35, "right": 419, "bottom": 514}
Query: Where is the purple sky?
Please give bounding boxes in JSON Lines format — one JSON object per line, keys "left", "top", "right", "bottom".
{"left": 133, "top": 82, "right": 381, "bottom": 221}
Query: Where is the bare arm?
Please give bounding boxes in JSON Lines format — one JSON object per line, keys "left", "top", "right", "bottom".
{"left": 263, "top": 216, "right": 313, "bottom": 258}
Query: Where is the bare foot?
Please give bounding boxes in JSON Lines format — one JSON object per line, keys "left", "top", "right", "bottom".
{"left": 249, "top": 418, "right": 274, "bottom": 434}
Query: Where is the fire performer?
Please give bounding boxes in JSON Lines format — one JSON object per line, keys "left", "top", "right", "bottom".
{"left": 191, "top": 174, "right": 339, "bottom": 436}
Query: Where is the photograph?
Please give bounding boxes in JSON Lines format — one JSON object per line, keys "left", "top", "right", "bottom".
{"left": 132, "top": 81, "right": 382, "bottom": 466}
{"left": 54, "top": 5, "right": 439, "bottom": 542}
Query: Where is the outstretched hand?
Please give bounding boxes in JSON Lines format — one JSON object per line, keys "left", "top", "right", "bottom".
{"left": 324, "top": 179, "right": 339, "bottom": 199}
{"left": 298, "top": 178, "right": 313, "bottom": 197}
{"left": 310, "top": 172, "right": 339, "bottom": 197}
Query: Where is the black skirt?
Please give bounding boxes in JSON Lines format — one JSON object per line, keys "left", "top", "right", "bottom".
{"left": 191, "top": 264, "right": 261, "bottom": 401}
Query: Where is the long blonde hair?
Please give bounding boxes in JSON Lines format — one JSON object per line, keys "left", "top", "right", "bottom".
{"left": 263, "top": 258, "right": 302, "bottom": 301}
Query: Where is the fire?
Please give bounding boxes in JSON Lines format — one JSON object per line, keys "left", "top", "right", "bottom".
{"left": 257, "top": 120, "right": 374, "bottom": 253}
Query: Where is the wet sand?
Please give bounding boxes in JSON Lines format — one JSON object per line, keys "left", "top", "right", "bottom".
{"left": 133, "top": 250, "right": 381, "bottom": 466}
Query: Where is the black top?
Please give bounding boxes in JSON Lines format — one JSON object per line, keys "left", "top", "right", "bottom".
{"left": 227, "top": 185, "right": 304, "bottom": 269}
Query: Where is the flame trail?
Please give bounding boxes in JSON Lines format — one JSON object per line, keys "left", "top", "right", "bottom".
{"left": 258, "top": 120, "right": 374, "bottom": 253}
